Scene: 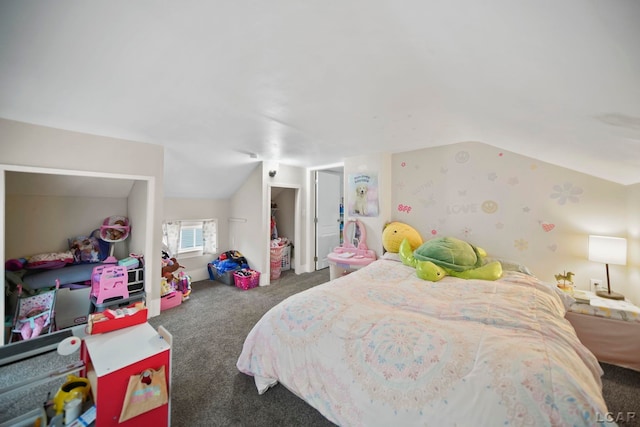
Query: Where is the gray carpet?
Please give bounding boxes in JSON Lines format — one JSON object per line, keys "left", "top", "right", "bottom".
{"left": 1, "top": 268, "right": 639, "bottom": 426}
{"left": 147, "top": 268, "right": 336, "bottom": 427}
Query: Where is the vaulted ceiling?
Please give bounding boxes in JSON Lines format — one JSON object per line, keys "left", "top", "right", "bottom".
{"left": 1, "top": 1, "right": 639, "bottom": 198}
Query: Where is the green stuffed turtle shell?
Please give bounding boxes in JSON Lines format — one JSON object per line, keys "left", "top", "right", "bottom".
{"left": 413, "top": 237, "right": 483, "bottom": 272}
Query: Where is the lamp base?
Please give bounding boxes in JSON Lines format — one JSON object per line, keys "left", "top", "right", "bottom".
{"left": 596, "top": 289, "right": 625, "bottom": 300}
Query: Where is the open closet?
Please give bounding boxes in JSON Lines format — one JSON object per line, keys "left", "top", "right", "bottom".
{"left": 270, "top": 186, "right": 295, "bottom": 279}
{"left": 1, "top": 166, "right": 155, "bottom": 363}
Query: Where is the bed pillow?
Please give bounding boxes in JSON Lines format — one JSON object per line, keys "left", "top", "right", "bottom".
{"left": 68, "top": 231, "right": 109, "bottom": 263}
{"left": 26, "top": 251, "right": 75, "bottom": 269}
{"left": 484, "top": 256, "right": 533, "bottom": 276}
{"left": 381, "top": 252, "right": 401, "bottom": 262}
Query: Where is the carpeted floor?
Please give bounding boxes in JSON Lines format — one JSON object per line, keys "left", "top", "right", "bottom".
{"left": 1, "top": 267, "right": 639, "bottom": 426}
{"left": 147, "top": 268, "right": 336, "bottom": 427}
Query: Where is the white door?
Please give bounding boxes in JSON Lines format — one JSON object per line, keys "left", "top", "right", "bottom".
{"left": 315, "top": 171, "right": 341, "bottom": 270}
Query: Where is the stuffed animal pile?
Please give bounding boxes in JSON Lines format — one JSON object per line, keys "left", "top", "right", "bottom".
{"left": 382, "top": 221, "right": 502, "bottom": 282}
{"left": 161, "top": 252, "right": 192, "bottom": 300}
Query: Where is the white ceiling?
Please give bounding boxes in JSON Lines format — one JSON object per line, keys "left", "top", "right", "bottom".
{"left": 1, "top": 1, "right": 639, "bottom": 199}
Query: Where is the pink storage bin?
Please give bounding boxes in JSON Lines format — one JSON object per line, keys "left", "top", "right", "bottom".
{"left": 160, "top": 291, "right": 183, "bottom": 311}
{"left": 233, "top": 270, "right": 260, "bottom": 290}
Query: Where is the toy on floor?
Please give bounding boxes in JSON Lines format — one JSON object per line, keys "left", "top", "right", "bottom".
{"left": 161, "top": 255, "right": 183, "bottom": 280}
{"left": 9, "top": 281, "right": 59, "bottom": 343}
{"left": 53, "top": 375, "right": 91, "bottom": 416}
{"left": 160, "top": 253, "right": 191, "bottom": 300}
{"left": 176, "top": 271, "right": 192, "bottom": 300}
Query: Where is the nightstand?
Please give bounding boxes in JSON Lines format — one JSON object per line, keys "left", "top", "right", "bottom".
{"left": 565, "top": 291, "right": 640, "bottom": 371}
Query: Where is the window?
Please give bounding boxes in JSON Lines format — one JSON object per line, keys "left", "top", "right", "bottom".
{"left": 162, "top": 219, "right": 217, "bottom": 258}
{"left": 179, "top": 222, "right": 204, "bottom": 253}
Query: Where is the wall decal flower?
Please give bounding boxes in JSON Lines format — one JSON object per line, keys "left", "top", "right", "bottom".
{"left": 514, "top": 238, "right": 528, "bottom": 251}
{"left": 550, "top": 182, "right": 583, "bottom": 205}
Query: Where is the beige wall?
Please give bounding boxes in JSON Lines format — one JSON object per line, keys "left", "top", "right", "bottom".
{"left": 0, "top": 119, "right": 164, "bottom": 326}
{"left": 384, "top": 141, "right": 638, "bottom": 304}
{"left": 229, "top": 164, "right": 266, "bottom": 281}
{"left": 5, "top": 193, "right": 129, "bottom": 259}
{"left": 626, "top": 183, "right": 640, "bottom": 304}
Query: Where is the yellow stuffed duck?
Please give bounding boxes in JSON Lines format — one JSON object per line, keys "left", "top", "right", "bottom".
{"left": 381, "top": 221, "right": 502, "bottom": 282}
{"left": 382, "top": 221, "right": 423, "bottom": 253}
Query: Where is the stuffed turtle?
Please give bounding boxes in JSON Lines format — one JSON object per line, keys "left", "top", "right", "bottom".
{"left": 399, "top": 237, "right": 502, "bottom": 282}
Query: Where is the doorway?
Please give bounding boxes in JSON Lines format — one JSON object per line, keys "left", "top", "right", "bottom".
{"left": 269, "top": 185, "right": 298, "bottom": 280}
{"left": 315, "top": 169, "right": 343, "bottom": 270}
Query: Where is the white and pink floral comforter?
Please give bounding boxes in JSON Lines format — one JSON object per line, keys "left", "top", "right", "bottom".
{"left": 237, "top": 258, "right": 610, "bottom": 426}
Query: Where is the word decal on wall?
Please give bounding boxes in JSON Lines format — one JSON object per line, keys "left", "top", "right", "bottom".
{"left": 397, "top": 204, "right": 412, "bottom": 214}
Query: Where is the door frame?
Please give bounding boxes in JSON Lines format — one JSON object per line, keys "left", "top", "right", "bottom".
{"left": 309, "top": 165, "right": 344, "bottom": 271}
{"left": 265, "top": 183, "right": 300, "bottom": 285}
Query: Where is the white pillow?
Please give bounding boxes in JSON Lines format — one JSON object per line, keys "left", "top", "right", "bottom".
{"left": 381, "top": 252, "right": 401, "bottom": 262}
{"left": 484, "top": 256, "right": 533, "bottom": 276}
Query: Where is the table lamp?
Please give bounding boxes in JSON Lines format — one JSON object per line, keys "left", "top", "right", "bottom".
{"left": 588, "top": 235, "right": 627, "bottom": 300}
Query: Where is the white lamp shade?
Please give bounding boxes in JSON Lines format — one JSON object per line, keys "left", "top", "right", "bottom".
{"left": 588, "top": 235, "right": 627, "bottom": 265}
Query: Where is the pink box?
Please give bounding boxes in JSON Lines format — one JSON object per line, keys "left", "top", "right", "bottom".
{"left": 233, "top": 270, "right": 260, "bottom": 290}
{"left": 160, "top": 291, "right": 182, "bottom": 311}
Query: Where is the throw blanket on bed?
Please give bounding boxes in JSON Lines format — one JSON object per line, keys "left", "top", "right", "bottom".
{"left": 237, "top": 258, "right": 609, "bottom": 427}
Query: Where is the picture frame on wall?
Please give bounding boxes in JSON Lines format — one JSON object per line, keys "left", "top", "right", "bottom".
{"left": 348, "top": 173, "right": 379, "bottom": 217}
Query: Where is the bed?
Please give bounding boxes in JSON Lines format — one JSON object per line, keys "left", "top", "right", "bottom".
{"left": 237, "top": 255, "right": 610, "bottom": 426}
